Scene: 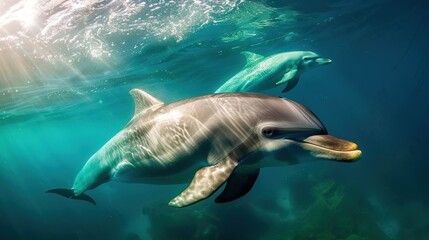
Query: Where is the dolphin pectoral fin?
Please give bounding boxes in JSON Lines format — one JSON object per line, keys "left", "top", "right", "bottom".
{"left": 276, "top": 69, "right": 298, "bottom": 85}
{"left": 215, "top": 167, "right": 260, "bottom": 203}
{"left": 168, "top": 158, "right": 238, "bottom": 208}
{"left": 46, "top": 188, "right": 96, "bottom": 206}
{"left": 282, "top": 74, "right": 300, "bottom": 93}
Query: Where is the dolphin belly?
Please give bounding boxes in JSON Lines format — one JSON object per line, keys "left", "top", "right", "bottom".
{"left": 111, "top": 160, "right": 207, "bottom": 184}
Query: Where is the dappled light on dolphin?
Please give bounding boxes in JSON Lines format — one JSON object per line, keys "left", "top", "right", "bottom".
{"left": 47, "top": 90, "right": 360, "bottom": 207}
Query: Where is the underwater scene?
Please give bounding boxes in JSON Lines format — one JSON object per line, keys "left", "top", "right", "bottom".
{"left": 1, "top": 0, "right": 428, "bottom": 239}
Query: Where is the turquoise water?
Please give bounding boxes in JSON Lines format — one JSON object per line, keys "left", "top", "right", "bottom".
{"left": 1, "top": 0, "right": 428, "bottom": 239}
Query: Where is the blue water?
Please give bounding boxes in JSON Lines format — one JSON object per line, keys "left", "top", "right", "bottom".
{"left": 1, "top": 0, "right": 428, "bottom": 239}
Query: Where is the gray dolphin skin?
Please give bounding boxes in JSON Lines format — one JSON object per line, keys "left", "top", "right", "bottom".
{"left": 47, "top": 89, "right": 360, "bottom": 207}
{"left": 215, "top": 51, "right": 332, "bottom": 93}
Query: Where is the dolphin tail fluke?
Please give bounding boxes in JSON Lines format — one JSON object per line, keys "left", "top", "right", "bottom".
{"left": 46, "top": 188, "right": 96, "bottom": 206}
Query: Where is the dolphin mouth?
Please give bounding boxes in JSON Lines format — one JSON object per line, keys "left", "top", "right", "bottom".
{"left": 295, "top": 135, "right": 361, "bottom": 162}
{"left": 315, "top": 57, "right": 332, "bottom": 65}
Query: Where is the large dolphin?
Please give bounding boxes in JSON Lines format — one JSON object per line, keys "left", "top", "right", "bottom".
{"left": 215, "top": 51, "right": 332, "bottom": 93}
{"left": 47, "top": 89, "right": 360, "bottom": 207}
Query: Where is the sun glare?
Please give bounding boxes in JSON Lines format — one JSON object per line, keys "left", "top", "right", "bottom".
{"left": 0, "top": 0, "right": 37, "bottom": 30}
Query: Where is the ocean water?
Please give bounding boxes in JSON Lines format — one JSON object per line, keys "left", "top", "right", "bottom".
{"left": 1, "top": 0, "right": 428, "bottom": 239}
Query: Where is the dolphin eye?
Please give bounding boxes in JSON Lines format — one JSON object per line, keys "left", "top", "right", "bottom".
{"left": 262, "top": 128, "right": 274, "bottom": 137}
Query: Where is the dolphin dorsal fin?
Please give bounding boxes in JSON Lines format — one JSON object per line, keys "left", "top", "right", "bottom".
{"left": 129, "top": 89, "right": 164, "bottom": 115}
{"left": 241, "top": 51, "right": 264, "bottom": 67}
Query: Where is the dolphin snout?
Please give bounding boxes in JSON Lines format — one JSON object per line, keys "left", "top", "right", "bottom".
{"left": 304, "top": 135, "right": 357, "bottom": 151}
{"left": 315, "top": 58, "right": 332, "bottom": 65}
{"left": 301, "top": 135, "right": 361, "bottom": 162}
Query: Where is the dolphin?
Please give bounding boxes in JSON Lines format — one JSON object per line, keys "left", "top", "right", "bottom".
{"left": 47, "top": 89, "right": 360, "bottom": 207}
{"left": 215, "top": 51, "right": 332, "bottom": 93}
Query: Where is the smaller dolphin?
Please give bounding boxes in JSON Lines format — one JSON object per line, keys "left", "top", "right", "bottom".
{"left": 215, "top": 51, "right": 332, "bottom": 93}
